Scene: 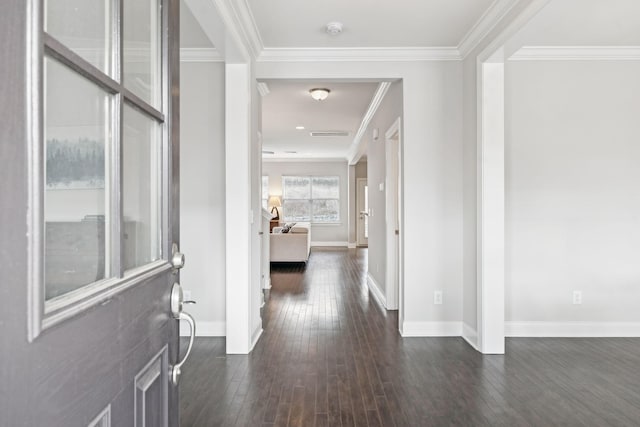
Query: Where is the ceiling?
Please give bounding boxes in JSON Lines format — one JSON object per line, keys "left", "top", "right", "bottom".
{"left": 180, "top": 0, "right": 213, "bottom": 48}
{"left": 509, "top": 0, "right": 640, "bottom": 48}
{"left": 247, "top": 0, "right": 494, "bottom": 48}
{"left": 260, "top": 81, "right": 379, "bottom": 160}
{"left": 180, "top": 0, "right": 640, "bottom": 161}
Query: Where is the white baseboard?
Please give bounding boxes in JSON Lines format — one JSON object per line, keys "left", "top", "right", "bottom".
{"left": 250, "top": 327, "right": 263, "bottom": 351}
{"left": 311, "top": 241, "right": 348, "bottom": 247}
{"left": 366, "top": 273, "right": 387, "bottom": 309}
{"left": 506, "top": 321, "right": 640, "bottom": 337}
{"left": 462, "top": 323, "right": 479, "bottom": 350}
{"left": 401, "top": 321, "right": 462, "bottom": 337}
{"left": 347, "top": 242, "right": 357, "bottom": 249}
{"left": 180, "top": 321, "right": 226, "bottom": 337}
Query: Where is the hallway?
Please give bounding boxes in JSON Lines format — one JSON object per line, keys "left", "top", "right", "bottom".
{"left": 180, "top": 248, "right": 640, "bottom": 426}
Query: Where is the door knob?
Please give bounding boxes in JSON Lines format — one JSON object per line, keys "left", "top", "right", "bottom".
{"left": 171, "top": 311, "right": 195, "bottom": 386}
{"left": 171, "top": 243, "right": 185, "bottom": 270}
{"left": 169, "top": 282, "right": 197, "bottom": 386}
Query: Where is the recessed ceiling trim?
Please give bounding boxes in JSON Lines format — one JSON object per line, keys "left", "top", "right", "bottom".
{"left": 457, "top": 0, "right": 521, "bottom": 58}
{"left": 257, "top": 47, "right": 462, "bottom": 62}
{"left": 509, "top": 46, "right": 640, "bottom": 61}
{"left": 310, "top": 131, "right": 350, "bottom": 137}
{"left": 180, "top": 48, "right": 224, "bottom": 63}
{"left": 263, "top": 157, "right": 348, "bottom": 163}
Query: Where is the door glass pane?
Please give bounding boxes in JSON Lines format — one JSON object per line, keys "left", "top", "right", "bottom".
{"left": 124, "top": 0, "right": 161, "bottom": 108}
{"left": 123, "top": 104, "right": 162, "bottom": 271}
{"left": 45, "top": 0, "right": 113, "bottom": 76}
{"left": 312, "top": 200, "right": 339, "bottom": 222}
{"left": 44, "top": 57, "right": 111, "bottom": 300}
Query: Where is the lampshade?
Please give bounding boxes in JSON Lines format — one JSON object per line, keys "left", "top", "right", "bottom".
{"left": 267, "top": 195, "right": 282, "bottom": 208}
{"left": 309, "top": 88, "right": 330, "bottom": 101}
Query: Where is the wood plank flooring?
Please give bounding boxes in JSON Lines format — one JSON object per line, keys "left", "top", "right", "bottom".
{"left": 180, "top": 248, "right": 640, "bottom": 426}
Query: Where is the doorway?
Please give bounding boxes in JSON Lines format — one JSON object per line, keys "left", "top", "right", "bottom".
{"left": 385, "top": 118, "right": 402, "bottom": 311}
{"left": 356, "top": 178, "right": 369, "bottom": 247}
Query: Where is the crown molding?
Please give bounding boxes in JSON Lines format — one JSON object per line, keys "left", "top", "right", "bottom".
{"left": 257, "top": 81, "right": 270, "bottom": 97}
{"left": 509, "top": 46, "right": 640, "bottom": 61}
{"left": 257, "top": 47, "right": 461, "bottom": 63}
{"left": 347, "top": 82, "right": 392, "bottom": 165}
{"left": 230, "top": 0, "right": 264, "bottom": 58}
{"left": 458, "top": 0, "right": 521, "bottom": 58}
{"left": 211, "top": 0, "right": 252, "bottom": 61}
{"left": 180, "top": 47, "right": 224, "bottom": 62}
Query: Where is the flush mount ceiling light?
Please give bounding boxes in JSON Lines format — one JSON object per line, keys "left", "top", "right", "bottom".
{"left": 309, "top": 88, "right": 330, "bottom": 101}
{"left": 326, "top": 22, "right": 343, "bottom": 35}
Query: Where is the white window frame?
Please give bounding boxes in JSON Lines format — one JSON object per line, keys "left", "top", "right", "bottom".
{"left": 28, "top": 0, "right": 171, "bottom": 340}
{"left": 282, "top": 175, "right": 340, "bottom": 224}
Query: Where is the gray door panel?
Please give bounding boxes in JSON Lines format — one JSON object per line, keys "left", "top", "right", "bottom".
{"left": 0, "top": 0, "right": 181, "bottom": 425}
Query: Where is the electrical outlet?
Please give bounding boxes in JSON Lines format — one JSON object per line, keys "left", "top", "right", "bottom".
{"left": 183, "top": 290, "right": 192, "bottom": 301}
{"left": 572, "top": 290, "right": 582, "bottom": 305}
{"left": 434, "top": 290, "right": 443, "bottom": 305}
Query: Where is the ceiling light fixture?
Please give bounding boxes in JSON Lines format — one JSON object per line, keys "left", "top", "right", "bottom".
{"left": 326, "top": 22, "right": 343, "bottom": 36}
{"left": 309, "top": 88, "right": 330, "bottom": 101}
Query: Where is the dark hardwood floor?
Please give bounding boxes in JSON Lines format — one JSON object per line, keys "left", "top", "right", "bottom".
{"left": 180, "top": 248, "right": 640, "bottom": 426}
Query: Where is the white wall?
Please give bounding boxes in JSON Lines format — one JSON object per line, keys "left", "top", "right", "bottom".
{"left": 364, "top": 82, "right": 403, "bottom": 294}
{"left": 505, "top": 60, "right": 640, "bottom": 327}
{"left": 262, "top": 160, "right": 349, "bottom": 244}
{"left": 179, "top": 61, "right": 226, "bottom": 336}
{"left": 256, "top": 60, "right": 464, "bottom": 335}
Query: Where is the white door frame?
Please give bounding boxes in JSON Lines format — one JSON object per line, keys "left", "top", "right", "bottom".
{"left": 356, "top": 178, "right": 368, "bottom": 246}
{"left": 385, "top": 118, "right": 402, "bottom": 312}
{"left": 476, "top": 49, "right": 506, "bottom": 354}
{"left": 475, "top": 0, "right": 551, "bottom": 354}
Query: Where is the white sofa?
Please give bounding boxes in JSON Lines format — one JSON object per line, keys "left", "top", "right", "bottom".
{"left": 270, "top": 222, "right": 311, "bottom": 263}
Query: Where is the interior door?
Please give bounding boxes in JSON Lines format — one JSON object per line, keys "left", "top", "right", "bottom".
{"left": 0, "top": 0, "right": 189, "bottom": 426}
{"left": 357, "top": 178, "right": 369, "bottom": 246}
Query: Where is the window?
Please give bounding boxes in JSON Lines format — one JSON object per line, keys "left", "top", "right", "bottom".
{"left": 35, "top": 0, "right": 166, "bottom": 331}
{"left": 282, "top": 176, "right": 340, "bottom": 223}
{"left": 262, "top": 176, "right": 269, "bottom": 210}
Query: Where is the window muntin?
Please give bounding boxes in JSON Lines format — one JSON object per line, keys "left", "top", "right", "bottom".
{"left": 39, "top": 0, "right": 167, "bottom": 317}
{"left": 282, "top": 176, "right": 340, "bottom": 223}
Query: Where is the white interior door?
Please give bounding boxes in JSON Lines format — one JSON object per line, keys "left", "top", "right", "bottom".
{"left": 385, "top": 119, "right": 402, "bottom": 311}
{"left": 357, "top": 178, "right": 369, "bottom": 246}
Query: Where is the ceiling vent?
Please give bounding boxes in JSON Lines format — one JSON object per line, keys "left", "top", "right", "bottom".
{"left": 310, "top": 131, "right": 350, "bottom": 137}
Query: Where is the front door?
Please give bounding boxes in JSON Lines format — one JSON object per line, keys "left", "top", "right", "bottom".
{"left": 0, "top": 0, "right": 187, "bottom": 425}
